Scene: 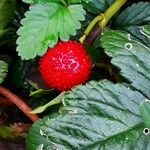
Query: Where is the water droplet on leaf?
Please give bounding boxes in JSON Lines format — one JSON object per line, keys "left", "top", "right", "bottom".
{"left": 125, "top": 43, "right": 132, "bottom": 51}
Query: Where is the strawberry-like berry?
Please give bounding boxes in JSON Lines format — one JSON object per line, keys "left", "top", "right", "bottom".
{"left": 39, "top": 40, "right": 92, "bottom": 91}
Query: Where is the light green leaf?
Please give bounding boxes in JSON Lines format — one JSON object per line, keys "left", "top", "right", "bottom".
{"left": 101, "top": 29, "right": 150, "bottom": 99}
{"left": 27, "top": 80, "right": 149, "bottom": 150}
{"left": 141, "top": 25, "right": 150, "bottom": 38}
{"left": 140, "top": 99, "right": 150, "bottom": 128}
{"left": 0, "top": 0, "right": 16, "bottom": 29}
{"left": 23, "top": 0, "right": 91, "bottom": 4}
{"left": 70, "top": 0, "right": 91, "bottom": 4}
{"left": 23, "top": 0, "right": 62, "bottom": 4}
{"left": 16, "top": 3, "right": 86, "bottom": 60}
{"left": 0, "top": 60, "right": 8, "bottom": 84}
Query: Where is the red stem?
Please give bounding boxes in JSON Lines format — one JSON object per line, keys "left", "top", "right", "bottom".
{"left": 0, "top": 86, "right": 39, "bottom": 122}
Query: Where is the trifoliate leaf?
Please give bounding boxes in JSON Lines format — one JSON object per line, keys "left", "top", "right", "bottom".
{"left": 16, "top": 3, "right": 86, "bottom": 60}
{"left": 0, "top": 0, "right": 16, "bottom": 29}
{"left": 27, "top": 80, "right": 149, "bottom": 150}
{"left": 0, "top": 60, "right": 8, "bottom": 84}
{"left": 101, "top": 29, "right": 150, "bottom": 98}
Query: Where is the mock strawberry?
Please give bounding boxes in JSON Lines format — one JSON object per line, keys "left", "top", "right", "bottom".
{"left": 39, "top": 40, "right": 92, "bottom": 91}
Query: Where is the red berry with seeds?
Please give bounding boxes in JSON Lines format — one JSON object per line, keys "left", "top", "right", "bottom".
{"left": 39, "top": 40, "right": 92, "bottom": 91}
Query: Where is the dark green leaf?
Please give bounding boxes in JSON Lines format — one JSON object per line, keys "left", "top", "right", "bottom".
{"left": 114, "top": 2, "right": 150, "bottom": 27}
{"left": 27, "top": 80, "right": 149, "bottom": 150}
{"left": 83, "top": 0, "right": 114, "bottom": 14}
{"left": 114, "top": 2, "right": 150, "bottom": 47}
{"left": 0, "top": 60, "right": 8, "bottom": 84}
{"left": 101, "top": 29, "right": 150, "bottom": 98}
{"left": 0, "top": 29, "right": 9, "bottom": 38}
{"left": 0, "top": 0, "right": 16, "bottom": 29}
{"left": 16, "top": 3, "right": 85, "bottom": 60}
{"left": 140, "top": 99, "right": 150, "bottom": 128}
{"left": 123, "top": 26, "right": 150, "bottom": 48}
{"left": 86, "top": 46, "right": 101, "bottom": 64}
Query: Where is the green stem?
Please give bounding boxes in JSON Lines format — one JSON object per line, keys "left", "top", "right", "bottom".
{"left": 79, "top": 0, "right": 127, "bottom": 44}
{"left": 100, "top": 0, "right": 127, "bottom": 27}
{"left": 79, "top": 15, "right": 104, "bottom": 44}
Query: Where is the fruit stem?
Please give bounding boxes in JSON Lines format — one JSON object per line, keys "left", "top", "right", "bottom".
{"left": 79, "top": 0, "right": 127, "bottom": 44}
{"left": 99, "top": 0, "right": 127, "bottom": 27}
{"left": 0, "top": 86, "right": 39, "bottom": 122}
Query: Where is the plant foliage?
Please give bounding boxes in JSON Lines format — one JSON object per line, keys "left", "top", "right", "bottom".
{"left": 27, "top": 26, "right": 150, "bottom": 149}
{"left": 16, "top": 2, "right": 86, "bottom": 59}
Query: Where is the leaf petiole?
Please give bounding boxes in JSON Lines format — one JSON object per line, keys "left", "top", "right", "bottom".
{"left": 80, "top": 0, "right": 127, "bottom": 44}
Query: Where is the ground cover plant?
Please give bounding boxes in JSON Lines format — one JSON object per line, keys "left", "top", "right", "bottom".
{"left": 0, "top": 0, "right": 150, "bottom": 149}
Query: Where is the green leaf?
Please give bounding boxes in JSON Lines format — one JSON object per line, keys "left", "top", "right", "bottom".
{"left": 16, "top": 3, "right": 86, "bottom": 60}
{"left": 114, "top": 2, "right": 150, "bottom": 27}
{"left": 86, "top": 46, "right": 101, "bottom": 64}
{"left": 0, "top": 60, "right": 8, "bottom": 84}
{"left": 0, "top": 126, "right": 13, "bottom": 139}
{"left": 141, "top": 25, "right": 150, "bottom": 38}
{"left": 140, "top": 99, "right": 150, "bottom": 128}
{"left": 101, "top": 29, "right": 150, "bottom": 99}
{"left": 23, "top": 0, "right": 91, "bottom": 4}
{"left": 70, "top": 0, "right": 91, "bottom": 4}
{"left": 113, "top": 2, "right": 150, "bottom": 48}
{"left": 123, "top": 26, "right": 150, "bottom": 48}
{"left": 27, "top": 80, "right": 149, "bottom": 150}
{"left": 0, "top": 0, "right": 16, "bottom": 29}
{"left": 83, "top": 0, "right": 114, "bottom": 14}
{"left": 23, "top": 0, "right": 62, "bottom": 4}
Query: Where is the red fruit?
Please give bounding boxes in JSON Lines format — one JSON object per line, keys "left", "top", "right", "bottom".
{"left": 39, "top": 40, "right": 92, "bottom": 91}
